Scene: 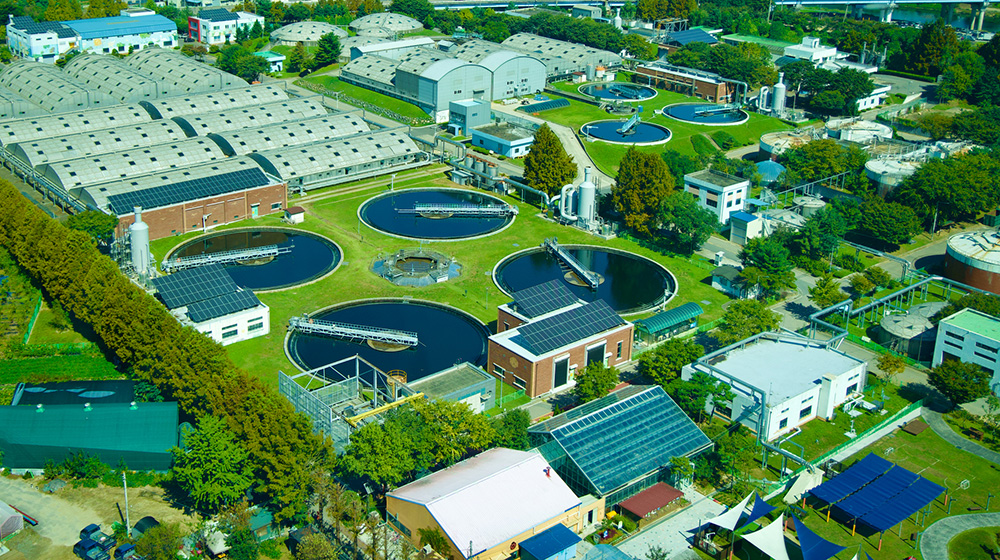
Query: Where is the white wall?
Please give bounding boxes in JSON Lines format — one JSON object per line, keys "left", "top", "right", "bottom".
{"left": 763, "top": 364, "right": 864, "bottom": 440}
{"left": 684, "top": 177, "right": 748, "bottom": 224}
{"left": 194, "top": 304, "right": 270, "bottom": 346}
{"left": 934, "top": 320, "right": 1000, "bottom": 394}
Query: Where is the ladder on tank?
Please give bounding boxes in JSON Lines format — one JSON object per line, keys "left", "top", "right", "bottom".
{"left": 542, "top": 238, "right": 600, "bottom": 290}
{"left": 161, "top": 244, "right": 292, "bottom": 272}
{"left": 288, "top": 316, "right": 418, "bottom": 347}
{"left": 396, "top": 203, "right": 518, "bottom": 217}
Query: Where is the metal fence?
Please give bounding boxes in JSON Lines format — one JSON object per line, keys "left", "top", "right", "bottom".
{"left": 22, "top": 296, "right": 42, "bottom": 345}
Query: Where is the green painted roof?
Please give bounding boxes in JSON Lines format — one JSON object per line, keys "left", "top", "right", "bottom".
{"left": 255, "top": 51, "right": 285, "bottom": 59}
{"left": 721, "top": 34, "right": 794, "bottom": 50}
{"left": 942, "top": 308, "right": 1000, "bottom": 342}
{"left": 636, "top": 302, "right": 703, "bottom": 335}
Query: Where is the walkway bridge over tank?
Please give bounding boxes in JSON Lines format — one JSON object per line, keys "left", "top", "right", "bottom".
{"left": 542, "top": 238, "right": 601, "bottom": 290}
{"left": 396, "top": 202, "right": 518, "bottom": 217}
{"left": 288, "top": 316, "right": 419, "bottom": 347}
{"left": 161, "top": 244, "right": 292, "bottom": 272}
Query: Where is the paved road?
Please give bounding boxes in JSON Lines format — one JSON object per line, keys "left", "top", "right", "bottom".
{"left": 920, "top": 512, "right": 1000, "bottom": 560}
{"left": 0, "top": 476, "right": 101, "bottom": 547}
{"left": 616, "top": 490, "right": 725, "bottom": 560}
{"left": 923, "top": 409, "right": 1000, "bottom": 465}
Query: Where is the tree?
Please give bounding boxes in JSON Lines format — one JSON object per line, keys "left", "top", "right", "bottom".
{"left": 419, "top": 528, "right": 451, "bottom": 558}
{"left": 637, "top": 338, "right": 704, "bottom": 388}
{"left": 136, "top": 523, "right": 183, "bottom": 560}
{"left": 796, "top": 206, "right": 846, "bottom": 260}
{"left": 669, "top": 456, "right": 695, "bottom": 485}
{"left": 286, "top": 1, "right": 311, "bottom": 21}
{"left": 811, "top": 90, "right": 847, "bottom": 116}
{"left": 646, "top": 545, "right": 669, "bottom": 560}
{"left": 226, "top": 528, "right": 260, "bottom": 560}
{"left": 338, "top": 421, "right": 415, "bottom": 491}
{"left": 66, "top": 210, "right": 119, "bottom": 245}
{"left": 613, "top": 146, "right": 674, "bottom": 237}
{"left": 906, "top": 18, "right": 962, "bottom": 76}
{"left": 862, "top": 266, "right": 893, "bottom": 289}
{"left": 808, "top": 274, "right": 846, "bottom": 309}
{"left": 411, "top": 399, "right": 494, "bottom": 466}
{"left": 44, "top": 0, "right": 82, "bottom": 21}
{"left": 217, "top": 44, "right": 269, "bottom": 82}
{"left": 658, "top": 192, "right": 717, "bottom": 254}
{"left": 296, "top": 534, "right": 339, "bottom": 560}
{"left": 171, "top": 415, "right": 254, "bottom": 514}
{"left": 314, "top": 32, "right": 341, "bottom": 68}
{"left": 928, "top": 360, "right": 991, "bottom": 408}
{"left": 875, "top": 353, "right": 905, "bottom": 386}
{"left": 934, "top": 293, "right": 1000, "bottom": 321}
{"left": 490, "top": 408, "right": 530, "bottom": 450}
{"left": 573, "top": 361, "right": 619, "bottom": 403}
{"left": 739, "top": 237, "right": 795, "bottom": 298}
{"left": 849, "top": 274, "right": 874, "bottom": 297}
{"left": 666, "top": 371, "right": 734, "bottom": 421}
{"left": 524, "top": 124, "right": 576, "bottom": 197}
{"left": 857, "top": 197, "right": 922, "bottom": 246}
{"left": 389, "top": 0, "right": 433, "bottom": 21}
{"left": 287, "top": 42, "right": 308, "bottom": 73}
{"left": 713, "top": 300, "right": 780, "bottom": 346}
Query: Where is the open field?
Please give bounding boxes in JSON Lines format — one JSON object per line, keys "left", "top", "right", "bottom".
{"left": 149, "top": 167, "right": 731, "bottom": 387}
{"left": 0, "top": 355, "right": 120, "bottom": 385}
{"left": 948, "top": 526, "right": 1000, "bottom": 559}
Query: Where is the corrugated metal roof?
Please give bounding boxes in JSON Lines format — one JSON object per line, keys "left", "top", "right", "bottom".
{"left": 389, "top": 448, "right": 581, "bottom": 558}
{"left": 665, "top": 28, "right": 718, "bottom": 46}
{"left": 635, "top": 302, "right": 703, "bottom": 335}
{"left": 519, "top": 523, "right": 580, "bottom": 560}
{"left": 64, "top": 15, "right": 176, "bottom": 39}
{"left": 618, "top": 482, "right": 683, "bottom": 518}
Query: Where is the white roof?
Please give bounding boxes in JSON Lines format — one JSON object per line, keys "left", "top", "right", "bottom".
{"left": 389, "top": 448, "right": 581, "bottom": 558}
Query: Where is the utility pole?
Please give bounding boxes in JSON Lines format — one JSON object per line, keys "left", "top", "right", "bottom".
{"left": 122, "top": 471, "right": 130, "bottom": 535}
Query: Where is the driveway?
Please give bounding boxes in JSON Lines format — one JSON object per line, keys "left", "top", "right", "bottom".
{"left": 0, "top": 476, "right": 101, "bottom": 547}
{"left": 616, "top": 490, "right": 725, "bottom": 560}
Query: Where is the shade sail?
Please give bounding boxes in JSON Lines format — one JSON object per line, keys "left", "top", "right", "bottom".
{"left": 793, "top": 515, "right": 846, "bottom": 560}
{"left": 742, "top": 514, "right": 791, "bottom": 560}
{"left": 810, "top": 453, "right": 893, "bottom": 505}
{"left": 835, "top": 466, "right": 919, "bottom": 520}
{"left": 858, "top": 476, "right": 945, "bottom": 532}
{"left": 707, "top": 493, "right": 752, "bottom": 531}
{"left": 740, "top": 494, "right": 776, "bottom": 530}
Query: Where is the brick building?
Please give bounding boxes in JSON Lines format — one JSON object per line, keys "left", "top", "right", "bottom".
{"left": 488, "top": 282, "right": 633, "bottom": 397}
{"left": 635, "top": 62, "right": 735, "bottom": 103}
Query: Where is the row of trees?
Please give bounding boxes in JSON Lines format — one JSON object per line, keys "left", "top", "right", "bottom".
{"left": 668, "top": 41, "right": 777, "bottom": 89}
{"left": 780, "top": 61, "right": 876, "bottom": 116}
{"left": 0, "top": 180, "right": 326, "bottom": 522}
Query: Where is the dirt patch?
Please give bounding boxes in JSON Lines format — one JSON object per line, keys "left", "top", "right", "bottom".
{"left": 55, "top": 483, "right": 195, "bottom": 530}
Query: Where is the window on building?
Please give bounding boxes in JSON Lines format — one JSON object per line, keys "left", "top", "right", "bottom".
{"left": 248, "top": 322, "right": 264, "bottom": 332}
{"left": 271, "top": 202, "right": 281, "bottom": 210}
{"left": 617, "top": 341, "right": 622, "bottom": 359}
{"left": 946, "top": 331, "right": 965, "bottom": 341}
{"left": 493, "top": 364, "right": 506, "bottom": 378}
{"left": 222, "top": 329, "right": 238, "bottom": 339}
{"left": 511, "top": 375, "right": 526, "bottom": 390}
{"left": 799, "top": 405, "right": 813, "bottom": 420}
{"left": 778, "top": 418, "right": 788, "bottom": 430}
{"left": 977, "top": 342, "right": 998, "bottom": 352}
{"left": 975, "top": 352, "right": 996, "bottom": 362}
{"left": 846, "top": 383, "right": 858, "bottom": 394}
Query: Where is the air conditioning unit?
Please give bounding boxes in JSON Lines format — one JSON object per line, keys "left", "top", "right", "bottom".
{"left": 422, "top": 545, "right": 433, "bottom": 555}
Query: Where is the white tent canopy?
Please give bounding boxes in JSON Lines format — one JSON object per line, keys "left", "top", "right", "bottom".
{"left": 706, "top": 493, "right": 753, "bottom": 531}
{"left": 742, "top": 513, "right": 791, "bottom": 560}
{"left": 0, "top": 501, "right": 24, "bottom": 539}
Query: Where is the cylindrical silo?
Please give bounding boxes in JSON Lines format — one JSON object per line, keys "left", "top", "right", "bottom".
{"left": 578, "top": 167, "right": 596, "bottom": 225}
{"left": 758, "top": 87, "right": 770, "bottom": 111}
{"left": 793, "top": 196, "right": 826, "bottom": 218}
{"left": 129, "top": 206, "right": 149, "bottom": 276}
{"left": 586, "top": 64, "right": 595, "bottom": 81}
{"left": 943, "top": 231, "right": 1000, "bottom": 294}
{"left": 772, "top": 73, "right": 786, "bottom": 114}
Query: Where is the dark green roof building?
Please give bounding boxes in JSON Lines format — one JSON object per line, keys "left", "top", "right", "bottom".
{"left": 0, "top": 402, "right": 178, "bottom": 471}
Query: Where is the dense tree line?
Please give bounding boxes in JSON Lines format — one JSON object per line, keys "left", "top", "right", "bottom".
{"left": 668, "top": 41, "right": 777, "bottom": 89}
{"left": 0, "top": 180, "right": 326, "bottom": 522}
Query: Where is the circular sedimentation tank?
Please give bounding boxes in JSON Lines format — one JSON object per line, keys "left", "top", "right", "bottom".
{"left": 865, "top": 160, "right": 920, "bottom": 194}
{"left": 580, "top": 83, "right": 657, "bottom": 102}
{"left": 760, "top": 129, "right": 814, "bottom": 157}
{"left": 286, "top": 299, "right": 489, "bottom": 380}
{"left": 493, "top": 245, "right": 676, "bottom": 315}
{"left": 826, "top": 118, "right": 892, "bottom": 143}
{"left": 661, "top": 103, "right": 749, "bottom": 126}
{"left": 359, "top": 188, "right": 516, "bottom": 241}
{"left": 580, "top": 120, "right": 671, "bottom": 145}
{"left": 944, "top": 231, "right": 1000, "bottom": 295}
{"left": 793, "top": 196, "right": 827, "bottom": 218}
{"left": 166, "top": 228, "right": 341, "bottom": 291}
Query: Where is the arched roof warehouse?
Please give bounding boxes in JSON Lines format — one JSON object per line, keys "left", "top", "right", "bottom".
{"left": 63, "top": 54, "right": 170, "bottom": 104}
{"left": 0, "top": 86, "right": 45, "bottom": 120}
{"left": 140, "top": 85, "right": 288, "bottom": 120}
{"left": 171, "top": 97, "right": 327, "bottom": 136}
{"left": 349, "top": 12, "right": 421, "bottom": 33}
{"left": 209, "top": 113, "right": 369, "bottom": 156}
{"left": 0, "top": 104, "right": 152, "bottom": 146}
{"left": 39, "top": 137, "right": 227, "bottom": 191}
{"left": 272, "top": 21, "right": 348, "bottom": 46}
{"left": 0, "top": 62, "right": 117, "bottom": 113}
{"left": 125, "top": 48, "right": 247, "bottom": 95}
{"left": 8, "top": 119, "right": 191, "bottom": 168}
{"left": 249, "top": 129, "right": 423, "bottom": 190}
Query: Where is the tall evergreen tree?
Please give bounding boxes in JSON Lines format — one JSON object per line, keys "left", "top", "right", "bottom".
{"left": 314, "top": 32, "right": 341, "bottom": 68}
{"left": 613, "top": 146, "right": 674, "bottom": 237}
{"left": 171, "top": 415, "right": 254, "bottom": 514}
{"left": 523, "top": 123, "right": 576, "bottom": 197}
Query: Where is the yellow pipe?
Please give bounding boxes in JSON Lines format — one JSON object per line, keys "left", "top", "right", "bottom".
{"left": 346, "top": 393, "right": 424, "bottom": 427}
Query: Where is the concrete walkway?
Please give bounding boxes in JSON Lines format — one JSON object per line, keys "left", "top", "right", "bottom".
{"left": 923, "top": 409, "right": 1000, "bottom": 466}
{"left": 920, "top": 512, "right": 1000, "bottom": 560}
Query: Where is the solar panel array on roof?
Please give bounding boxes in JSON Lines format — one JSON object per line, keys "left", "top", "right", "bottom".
{"left": 516, "top": 98, "right": 570, "bottom": 113}
{"left": 198, "top": 8, "right": 240, "bottom": 21}
{"left": 517, "top": 300, "right": 624, "bottom": 355}
{"left": 187, "top": 290, "right": 261, "bottom": 322}
{"left": 510, "top": 280, "right": 579, "bottom": 319}
{"left": 152, "top": 264, "right": 238, "bottom": 309}
{"left": 665, "top": 28, "right": 718, "bottom": 46}
{"left": 106, "top": 167, "right": 271, "bottom": 215}
{"left": 530, "top": 385, "right": 712, "bottom": 494}
{"left": 10, "top": 16, "right": 76, "bottom": 38}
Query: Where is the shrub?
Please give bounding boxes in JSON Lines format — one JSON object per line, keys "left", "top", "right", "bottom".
{"left": 691, "top": 135, "right": 718, "bottom": 156}
{"left": 834, "top": 253, "right": 865, "bottom": 272}
{"left": 259, "top": 539, "right": 282, "bottom": 559}
{"left": 711, "top": 131, "right": 737, "bottom": 150}
{"left": 792, "top": 255, "right": 829, "bottom": 277}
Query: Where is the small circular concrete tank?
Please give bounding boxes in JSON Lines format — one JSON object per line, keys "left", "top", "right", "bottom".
{"left": 760, "top": 130, "right": 812, "bottom": 158}
{"left": 944, "top": 230, "right": 1000, "bottom": 294}
{"left": 578, "top": 167, "right": 596, "bottom": 224}
{"left": 129, "top": 206, "right": 150, "bottom": 276}
{"left": 793, "top": 196, "right": 826, "bottom": 218}
{"left": 865, "top": 159, "right": 919, "bottom": 196}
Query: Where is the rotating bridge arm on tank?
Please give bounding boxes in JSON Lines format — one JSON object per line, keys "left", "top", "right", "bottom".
{"left": 542, "top": 238, "right": 601, "bottom": 290}
{"left": 617, "top": 113, "right": 641, "bottom": 135}
{"left": 162, "top": 244, "right": 293, "bottom": 272}
{"left": 395, "top": 203, "right": 518, "bottom": 217}
{"left": 288, "top": 316, "right": 419, "bottom": 347}
{"left": 693, "top": 103, "right": 742, "bottom": 117}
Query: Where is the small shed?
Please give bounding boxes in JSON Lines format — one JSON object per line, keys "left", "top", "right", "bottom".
{"left": 249, "top": 507, "right": 277, "bottom": 540}
{"left": 131, "top": 516, "right": 160, "bottom": 539}
{"left": 518, "top": 523, "right": 581, "bottom": 560}
{"left": 0, "top": 501, "right": 24, "bottom": 539}
{"left": 284, "top": 206, "right": 305, "bottom": 224}
{"left": 635, "top": 303, "right": 704, "bottom": 344}
{"left": 618, "top": 483, "right": 683, "bottom": 520}
{"left": 255, "top": 51, "right": 287, "bottom": 73}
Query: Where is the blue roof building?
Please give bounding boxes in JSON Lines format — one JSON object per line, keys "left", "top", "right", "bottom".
{"left": 64, "top": 15, "right": 177, "bottom": 40}
{"left": 519, "top": 524, "right": 582, "bottom": 560}
{"left": 5, "top": 12, "right": 177, "bottom": 63}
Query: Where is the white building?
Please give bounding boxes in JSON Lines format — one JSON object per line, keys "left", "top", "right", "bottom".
{"left": 783, "top": 37, "right": 838, "bottom": 65}
{"left": 933, "top": 308, "right": 1000, "bottom": 394}
{"left": 7, "top": 12, "right": 177, "bottom": 62}
{"left": 684, "top": 169, "right": 749, "bottom": 224}
{"left": 471, "top": 122, "right": 535, "bottom": 157}
{"left": 683, "top": 333, "right": 867, "bottom": 441}
{"left": 187, "top": 9, "right": 264, "bottom": 45}
{"left": 255, "top": 50, "right": 286, "bottom": 73}
{"left": 855, "top": 84, "right": 891, "bottom": 111}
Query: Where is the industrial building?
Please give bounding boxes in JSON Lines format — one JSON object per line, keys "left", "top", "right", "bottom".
{"left": 636, "top": 62, "right": 736, "bottom": 103}
{"left": 152, "top": 263, "right": 270, "bottom": 345}
{"left": 139, "top": 85, "right": 286, "bottom": 119}
{"left": 488, "top": 289, "right": 633, "bottom": 398}
{"left": 187, "top": 8, "right": 264, "bottom": 46}
{"left": 684, "top": 169, "right": 749, "bottom": 223}
{"left": 349, "top": 12, "right": 422, "bottom": 35}
{"left": 711, "top": 264, "right": 761, "bottom": 299}
{"left": 451, "top": 39, "right": 547, "bottom": 98}
{"left": 7, "top": 11, "right": 177, "bottom": 63}
{"left": 208, "top": 113, "right": 371, "bottom": 156}
{"left": 169, "top": 97, "right": 328, "bottom": 136}
{"left": 943, "top": 231, "right": 1000, "bottom": 295}
{"left": 349, "top": 36, "right": 435, "bottom": 60}
{"left": 0, "top": 62, "right": 117, "bottom": 113}
{"left": 386, "top": 448, "right": 602, "bottom": 560}
{"left": 634, "top": 302, "right": 704, "bottom": 344}
{"left": 125, "top": 48, "right": 248, "bottom": 95}
{"left": 0, "top": 87, "right": 45, "bottom": 120}
{"left": 472, "top": 122, "right": 535, "bottom": 157}
{"left": 407, "top": 362, "right": 496, "bottom": 414}
{"left": 272, "top": 21, "right": 347, "bottom": 46}
{"left": 682, "top": 332, "right": 867, "bottom": 441}
{"left": 530, "top": 385, "right": 711, "bottom": 507}
{"left": 501, "top": 34, "right": 622, "bottom": 79}
{"left": 62, "top": 54, "right": 171, "bottom": 103}
{"left": 449, "top": 99, "right": 491, "bottom": 136}
{"left": 933, "top": 308, "right": 1000, "bottom": 394}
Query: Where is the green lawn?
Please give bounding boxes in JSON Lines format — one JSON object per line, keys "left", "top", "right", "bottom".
{"left": 297, "top": 75, "right": 430, "bottom": 121}
{"left": 532, "top": 84, "right": 792, "bottom": 176}
{"left": 151, "top": 166, "right": 730, "bottom": 388}
{"left": 949, "top": 527, "right": 1000, "bottom": 560}
{"left": 0, "top": 355, "right": 120, "bottom": 384}
{"left": 271, "top": 44, "right": 318, "bottom": 57}
{"left": 27, "top": 301, "right": 98, "bottom": 345}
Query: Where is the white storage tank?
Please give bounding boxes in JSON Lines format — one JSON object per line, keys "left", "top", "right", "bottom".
{"left": 772, "top": 73, "right": 786, "bottom": 115}
{"left": 578, "top": 167, "right": 596, "bottom": 225}
{"left": 129, "top": 206, "right": 150, "bottom": 276}
{"left": 793, "top": 196, "right": 826, "bottom": 218}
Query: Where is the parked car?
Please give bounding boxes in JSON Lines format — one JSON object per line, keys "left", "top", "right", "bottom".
{"left": 80, "top": 524, "right": 117, "bottom": 552}
{"left": 74, "top": 539, "right": 111, "bottom": 560}
{"left": 114, "top": 543, "right": 144, "bottom": 560}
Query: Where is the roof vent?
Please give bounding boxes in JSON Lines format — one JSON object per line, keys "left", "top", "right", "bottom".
{"left": 84, "top": 402, "right": 92, "bottom": 411}
{"left": 36, "top": 404, "right": 43, "bottom": 413}
{"left": 130, "top": 401, "right": 138, "bottom": 410}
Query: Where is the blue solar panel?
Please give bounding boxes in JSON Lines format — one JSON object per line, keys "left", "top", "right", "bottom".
{"left": 511, "top": 280, "right": 579, "bottom": 319}
{"left": 665, "top": 28, "right": 718, "bottom": 46}
{"left": 152, "top": 264, "right": 238, "bottom": 309}
{"left": 835, "top": 465, "right": 919, "bottom": 520}
{"left": 518, "top": 300, "right": 624, "bottom": 355}
{"left": 810, "top": 453, "right": 893, "bottom": 505}
{"left": 793, "top": 516, "right": 846, "bottom": 560}
{"left": 517, "top": 99, "right": 570, "bottom": 113}
{"left": 858, "top": 476, "right": 944, "bottom": 532}
{"left": 187, "top": 289, "right": 261, "bottom": 323}
{"left": 532, "top": 386, "right": 711, "bottom": 494}
{"left": 107, "top": 168, "right": 271, "bottom": 215}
